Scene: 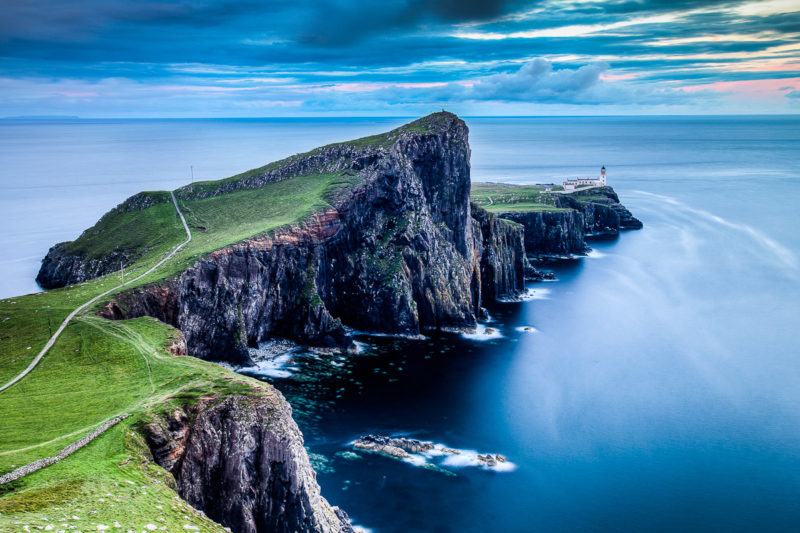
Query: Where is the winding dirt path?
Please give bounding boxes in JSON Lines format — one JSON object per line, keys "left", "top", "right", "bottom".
{"left": 0, "top": 192, "right": 191, "bottom": 393}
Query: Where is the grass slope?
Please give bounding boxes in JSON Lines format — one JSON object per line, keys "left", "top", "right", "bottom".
{"left": 471, "top": 182, "right": 570, "bottom": 213}
{"left": 49, "top": 170, "right": 364, "bottom": 294}
{"left": 181, "top": 112, "right": 446, "bottom": 198}
{"left": 0, "top": 288, "right": 264, "bottom": 530}
{"left": 0, "top": 114, "right": 447, "bottom": 528}
{"left": 62, "top": 192, "right": 185, "bottom": 263}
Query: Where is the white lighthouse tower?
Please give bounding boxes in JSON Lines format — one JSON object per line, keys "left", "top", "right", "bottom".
{"left": 600, "top": 165, "right": 607, "bottom": 185}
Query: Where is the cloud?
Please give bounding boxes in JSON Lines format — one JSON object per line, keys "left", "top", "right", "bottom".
{"left": 297, "top": 0, "right": 532, "bottom": 45}
{"left": 465, "top": 58, "right": 609, "bottom": 102}
{"left": 0, "top": 0, "right": 798, "bottom": 115}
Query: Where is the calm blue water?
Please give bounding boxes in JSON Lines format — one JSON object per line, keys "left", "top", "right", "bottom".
{"left": 2, "top": 117, "right": 799, "bottom": 531}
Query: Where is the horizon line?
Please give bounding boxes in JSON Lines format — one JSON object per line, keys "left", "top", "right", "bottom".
{"left": 4, "top": 113, "right": 800, "bottom": 120}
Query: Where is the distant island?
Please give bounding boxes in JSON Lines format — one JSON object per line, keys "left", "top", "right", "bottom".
{"left": 1, "top": 113, "right": 640, "bottom": 533}
{"left": 2, "top": 115, "right": 81, "bottom": 120}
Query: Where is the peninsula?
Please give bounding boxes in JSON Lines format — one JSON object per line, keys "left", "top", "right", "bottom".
{"left": 0, "top": 113, "right": 640, "bottom": 533}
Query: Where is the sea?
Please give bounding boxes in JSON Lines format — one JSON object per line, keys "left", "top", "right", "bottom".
{"left": 1, "top": 116, "right": 799, "bottom": 531}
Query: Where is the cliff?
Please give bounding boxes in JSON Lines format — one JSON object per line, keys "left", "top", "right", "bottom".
{"left": 40, "top": 112, "right": 525, "bottom": 366}
{"left": 496, "top": 209, "right": 587, "bottom": 257}
{"left": 472, "top": 183, "right": 642, "bottom": 258}
{"left": 36, "top": 191, "right": 182, "bottom": 289}
{"left": 144, "top": 392, "right": 352, "bottom": 533}
{"left": 552, "top": 186, "right": 643, "bottom": 235}
{"left": 470, "top": 204, "right": 527, "bottom": 303}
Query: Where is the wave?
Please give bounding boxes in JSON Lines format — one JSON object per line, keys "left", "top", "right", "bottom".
{"left": 632, "top": 190, "right": 798, "bottom": 273}
{"left": 462, "top": 323, "right": 503, "bottom": 341}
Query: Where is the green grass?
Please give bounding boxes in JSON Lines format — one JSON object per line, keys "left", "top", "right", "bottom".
{"left": 179, "top": 172, "right": 343, "bottom": 256}
{"left": 0, "top": 112, "right": 459, "bottom": 529}
{"left": 486, "top": 202, "right": 571, "bottom": 213}
{"left": 0, "top": 169, "right": 363, "bottom": 528}
{"left": 0, "top": 288, "right": 266, "bottom": 530}
{"left": 62, "top": 192, "right": 184, "bottom": 263}
{"left": 470, "top": 182, "right": 570, "bottom": 213}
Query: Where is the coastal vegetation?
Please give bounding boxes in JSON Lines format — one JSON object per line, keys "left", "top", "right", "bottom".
{"left": 1, "top": 112, "right": 640, "bottom": 532}
{"left": 0, "top": 114, "right": 463, "bottom": 531}
{"left": 470, "top": 182, "right": 570, "bottom": 212}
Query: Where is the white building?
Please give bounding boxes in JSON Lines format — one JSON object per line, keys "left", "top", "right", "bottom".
{"left": 562, "top": 166, "right": 606, "bottom": 191}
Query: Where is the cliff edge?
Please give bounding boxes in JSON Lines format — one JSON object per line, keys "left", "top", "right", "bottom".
{"left": 39, "top": 112, "right": 527, "bottom": 366}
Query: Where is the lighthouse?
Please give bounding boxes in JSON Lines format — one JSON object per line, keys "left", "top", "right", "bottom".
{"left": 600, "top": 165, "right": 607, "bottom": 185}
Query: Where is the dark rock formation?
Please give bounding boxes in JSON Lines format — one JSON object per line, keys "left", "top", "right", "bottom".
{"left": 553, "top": 186, "right": 643, "bottom": 234}
{"left": 98, "top": 113, "right": 526, "bottom": 364}
{"left": 470, "top": 204, "right": 527, "bottom": 305}
{"left": 498, "top": 210, "right": 588, "bottom": 257}
{"left": 144, "top": 392, "right": 353, "bottom": 533}
{"left": 496, "top": 186, "right": 642, "bottom": 258}
{"left": 36, "top": 243, "right": 132, "bottom": 289}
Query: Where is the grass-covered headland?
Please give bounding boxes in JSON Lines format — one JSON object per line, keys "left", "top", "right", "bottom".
{"left": 0, "top": 123, "right": 388, "bottom": 529}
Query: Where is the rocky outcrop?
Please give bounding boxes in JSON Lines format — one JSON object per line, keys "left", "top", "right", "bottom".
{"left": 352, "top": 435, "right": 508, "bottom": 468}
{"left": 353, "top": 435, "right": 435, "bottom": 458}
{"left": 144, "top": 392, "right": 353, "bottom": 533}
{"left": 36, "top": 243, "right": 132, "bottom": 289}
{"left": 497, "top": 210, "right": 588, "bottom": 257}
{"left": 496, "top": 186, "right": 642, "bottom": 258}
{"left": 98, "top": 113, "right": 526, "bottom": 365}
{"left": 36, "top": 192, "right": 173, "bottom": 289}
{"left": 553, "top": 186, "right": 643, "bottom": 234}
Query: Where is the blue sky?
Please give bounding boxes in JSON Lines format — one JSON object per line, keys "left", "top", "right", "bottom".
{"left": 1, "top": 0, "right": 799, "bottom": 116}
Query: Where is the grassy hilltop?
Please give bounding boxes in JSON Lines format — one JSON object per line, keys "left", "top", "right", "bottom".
{"left": 0, "top": 113, "right": 457, "bottom": 530}
{"left": 470, "top": 182, "right": 616, "bottom": 213}
{"left": 0, "top": 112, "right": 610, "bottom": 530}
{"left": 0, "top": 118, "right": 442, "bottom": 530}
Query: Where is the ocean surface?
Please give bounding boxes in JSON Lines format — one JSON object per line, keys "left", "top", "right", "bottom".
{"left": 2, "top": 116, "right": 799, "bottom": 531}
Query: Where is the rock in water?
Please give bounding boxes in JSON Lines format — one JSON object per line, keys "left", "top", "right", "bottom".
{"left": 352, "top": 435, "right": 436, "bottom": 457}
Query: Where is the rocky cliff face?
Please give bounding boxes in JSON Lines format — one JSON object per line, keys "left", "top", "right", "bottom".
{"left": 470, "top": 204, "right": 527, "bottom": 303}
{"left": 144, "top": 392, "right": 353, "bottom": 533}
{"left": 497, "top": 210, "right": 587, "bottom": 257}
{"left": 97, "top": 113, "right": 525, "bottom": 365}
{"left": 37, "top": 243, "right": 132, "bottom": 289}
{"left": 554, "top": 186, "right": 643, "bottom": 234}
{"left": 496, "top": 186, "right": 642, "bottom": 258}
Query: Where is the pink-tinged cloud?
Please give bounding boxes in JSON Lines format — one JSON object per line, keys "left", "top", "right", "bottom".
{"left": 146, "top": 85, "right": 261, "bottom": 93}
{"left": 299, "top": 81, "right": 449, "bottom": 93}
{"left": 678, "top": 77, "right": 800, "bottom": 97}
{"left": 51, "top": 91, "right": 99, "bottom": 97}
{"left": 599, "top": 72, "right": 639, "bottom": 81}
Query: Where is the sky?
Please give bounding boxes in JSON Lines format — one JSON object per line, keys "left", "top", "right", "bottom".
{"left": 0, "top": 0, "right": 799, "bottom": 117}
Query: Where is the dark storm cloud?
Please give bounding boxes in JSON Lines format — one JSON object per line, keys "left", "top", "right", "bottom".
{"left": 295, "top": 0, "right": 533, "bottom": 45}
